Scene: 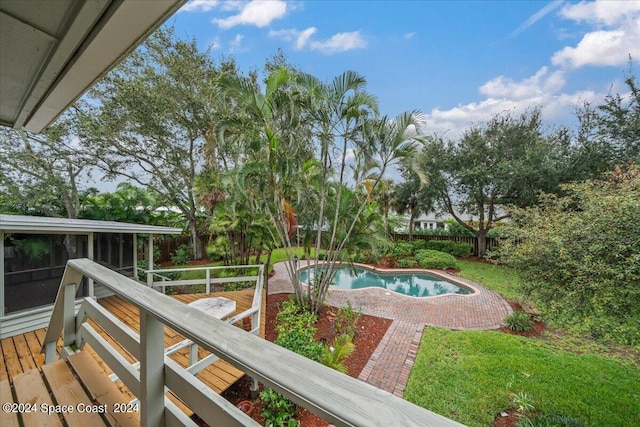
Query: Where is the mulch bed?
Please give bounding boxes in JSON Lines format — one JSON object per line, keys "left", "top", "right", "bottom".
{"left": 219, "top": 292, "right": 392, "bottom": 426}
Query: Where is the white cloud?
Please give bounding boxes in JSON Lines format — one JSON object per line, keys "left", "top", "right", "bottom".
{"left": 296, "top": 27, "right": 317, "bottom": 49}
{"left": 551, "top": 0, "right": 640, "bottom": 68}
{"left": 404, "top": 32, "right": 416, "bottom": 39}
{"left": 180, "top": 0, "right": 219, "bottom": 13}
{"left": 229, "top": 34, "right": 244, "bottom": 52}
{"left": 552, "top": 27, "right": 640, "bottom": 68}
{"left": 422, "top": 0, "right": 637, "bottom": 137}
{"left": 309, "top": 31, "right": 366, "bottom": 54}
{"left": 270, "top": 27, "right": 366, "bottom": 54}
{"left": 479, "top": 67, "right": 566, "bottom": 100}
{"left": 560, "top": 0, "right": 640, "bottom": 25}
{"left": 425, "top": 67, "right": 602, "bottom": 137}
{"left": 213, "top": 0, "right": 287, "bottom": 29}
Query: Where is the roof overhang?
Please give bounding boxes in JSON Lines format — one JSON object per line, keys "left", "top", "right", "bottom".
{"left": 0, "top": 214, "right": 182, "bottom": 235}
{"left": 0, "top": 0, "right": 185, "bottom": 133}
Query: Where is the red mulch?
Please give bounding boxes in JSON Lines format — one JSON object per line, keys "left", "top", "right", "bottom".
{"left": 220, "top": 293, "right": 392, "bottom": 426}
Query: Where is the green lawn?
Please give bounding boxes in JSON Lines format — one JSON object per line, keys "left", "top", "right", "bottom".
{"left": 455, "top": 259, "right": 523, "bottom": 301}
{"left": 404, "top": 328, "right": 639, "bottom": 427}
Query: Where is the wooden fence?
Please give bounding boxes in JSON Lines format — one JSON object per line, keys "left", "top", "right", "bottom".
{"left": 139, "top": 235, "right": 208, "bottom": 263}
{"left": 391, "top": 234, "right": 499, "bottom": 257}
{"left": 151, "top": 234, "right": 497, "bottom": 261}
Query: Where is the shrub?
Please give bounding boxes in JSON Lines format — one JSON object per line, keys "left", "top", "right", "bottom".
{"left": 422, "top": 240, "right": 452, "bottom": 253}
{"left": 275, "top": 299, "right": 323, "bottom": 362}
{"left": 420, "top": 240, "right": 473, "bottom": 258}
{"left": 170, "top": 244, "right": 191, "bottom": 265}
{"left": 415, "top": 249, "right": 458, "bottom": 269}
{"left": 451, "top": 242, "right": 473, "bottom": 258}
{"left": 260, "top": 388, "right": 297, "bottom": 427}
{"left": 398, "top": 257, "right": 419, "bottom": 268}
{"left": 411, "top": 239, "right": 427, "bottom": 252}
{"left": 497, "top": 166, "right": 640, "bottom": 345}
{"left": 505, "top": 311, "right": 533, "bottom": 332}
{"left": 335, "top": 301, "right": 361, "bottom": 338}
{"left": 392, "top": 241, "right": 414, "bottom": 257}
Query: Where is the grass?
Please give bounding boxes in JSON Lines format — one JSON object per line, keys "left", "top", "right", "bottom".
{"left": 404, "top": 328, "right": 640, "bottom": 427}
{"left": 456, "top": 259, "right": 523, "bottom": 300}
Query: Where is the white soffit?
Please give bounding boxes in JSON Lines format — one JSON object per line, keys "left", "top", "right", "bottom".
{"left": 0, "top": 214, "right": 182, "bottom": 235}
{"left": 0, "top": 0, "right": 185, "bottom": 133}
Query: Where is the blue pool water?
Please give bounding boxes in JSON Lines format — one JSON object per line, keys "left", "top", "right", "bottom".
{"left": 298, "top": 266, "right": 472, "bottom": 298}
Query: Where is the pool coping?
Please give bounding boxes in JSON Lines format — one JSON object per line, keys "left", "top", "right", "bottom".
{"left": 295, "top": 261, "right": 481, "bottom": 300}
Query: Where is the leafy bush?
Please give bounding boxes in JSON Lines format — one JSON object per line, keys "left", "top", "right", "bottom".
{"left": 505, "top": 311, "right": 533, "bottom": 332}
{"left": 392, "top": 241, "right": 414, "bottom": 257}
{"left": 497, "top": 166, "right": 640, "bottom": 345}
{"left": 411, "top": 239, "right": 427, "bottom": 252}
{"left": 451, "top": 242, "right": 473, "bottom": 258}
{"left": 398, "top": 257, "right": 419, "bottom": 268}
{"left": 320, "top": 334, "right": 355, "bottom": 374}
{"left": 335, "top": 301, "right": 361, "bottom": 338}
{"left": 170, "top": 244, "right": 191, "bottom": 265}
{"left": 275, "top": 299, "right": 323, "bottom": 362}
{"left": 420, "top": 240, "right": 473, "bottom": 258}
{"left": 415, "top": 249, "right": 458, "bottom": 269}
{"left": 259, "top": 388, "right": 297, "bottom": 427}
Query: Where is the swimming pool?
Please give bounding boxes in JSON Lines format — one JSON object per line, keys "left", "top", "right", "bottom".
{"left": 298, "top": 265, "right": 473, "bottom": 298}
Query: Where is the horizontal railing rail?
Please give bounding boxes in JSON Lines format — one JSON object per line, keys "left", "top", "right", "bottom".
{"left": 43, "top": 258, "right": 464, "bottom": 427}
{"left": 142, "top": 264, "right": 262, "bottom": 295}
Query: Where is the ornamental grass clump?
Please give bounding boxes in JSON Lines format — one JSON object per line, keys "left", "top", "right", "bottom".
{"left": 505, "top": 311, "right": 533, "bottom": 332}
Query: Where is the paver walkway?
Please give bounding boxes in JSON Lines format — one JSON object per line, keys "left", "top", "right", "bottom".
{"left": 268, "top": 262, "right": 512, "bottom": 396}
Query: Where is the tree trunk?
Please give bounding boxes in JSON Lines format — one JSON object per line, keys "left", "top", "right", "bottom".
{"left": 189, "top": 220, "right": 203, "bottom": 260}
{"left": 408, "top": 210, "right": 416, "bottom": 241}
{"left": 477, "top": 233, "right": 488, "bottom": 258}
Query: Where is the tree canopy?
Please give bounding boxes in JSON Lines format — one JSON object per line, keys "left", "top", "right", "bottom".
{"left": 414, "top": 109, "right": 568, "bottom": 256}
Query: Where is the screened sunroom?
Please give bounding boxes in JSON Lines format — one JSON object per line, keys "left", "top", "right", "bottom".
{"left": 0, "top": 214, "right": 181, "bottom": 338}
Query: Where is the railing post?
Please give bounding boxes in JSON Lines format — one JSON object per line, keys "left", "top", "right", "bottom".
{"left": 63, "top": 283, "right": 77, "bottom": 350}
{"left": 205, "top": 268, "right": 210, "bottom": 294}
{"left": 140, "top": 311, "right": 165, "bottom": 427}
{"left": 189, "top": 343, "right": 198, "bottom": 367}
{"left": 147, "top": 233, "right": 154, "bottom": 287}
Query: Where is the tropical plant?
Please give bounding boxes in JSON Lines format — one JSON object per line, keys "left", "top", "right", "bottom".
{"left": 505, "top": 311, "right": 533, "bottom": 332}
{"left": 320, "top": 334, "right": 356, "bottom": 374}
{"left": 217, "top": 66, "right": 428, "bottom": 314}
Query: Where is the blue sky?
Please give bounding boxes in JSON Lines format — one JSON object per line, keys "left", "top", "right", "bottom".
{"left": 170, "top": 0, "right": 640, "bottom": 136}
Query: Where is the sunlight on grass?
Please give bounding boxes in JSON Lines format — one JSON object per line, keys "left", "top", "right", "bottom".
{"left": 456, "top": 260, "right": 523, "bottom": 300}
{"left": 404, "top": 328, "right": 640, "bottom": 427}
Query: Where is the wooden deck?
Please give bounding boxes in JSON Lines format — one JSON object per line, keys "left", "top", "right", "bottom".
{"left": 0, "top": 289, "right": 267, "bottom": 414}
{"left": 1, "top": 351, "right": 139, "bottom": 427}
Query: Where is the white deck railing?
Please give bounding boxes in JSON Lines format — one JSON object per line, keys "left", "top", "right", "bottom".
{"left": 42, "top": 258, "right": 465, "bottom": 427}
{"left": 141, "top": 264, "right": 262, "bottom": 295}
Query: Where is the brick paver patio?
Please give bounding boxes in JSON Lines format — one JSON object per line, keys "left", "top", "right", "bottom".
{"left": 268, "top": 262, "right": 512, "bottom": 396}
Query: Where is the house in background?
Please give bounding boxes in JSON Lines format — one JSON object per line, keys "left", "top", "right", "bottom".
{"left": 0, "top": 214, "right": 181, "bottom": 338}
